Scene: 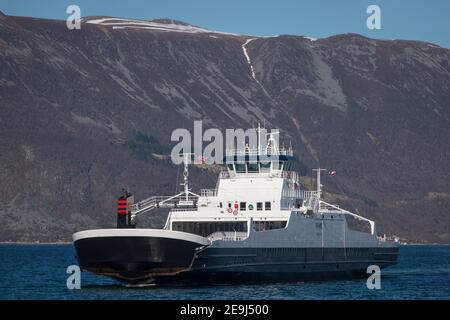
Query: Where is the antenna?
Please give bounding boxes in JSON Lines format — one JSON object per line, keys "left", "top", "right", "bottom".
{"left": 175, "top": 164, "right": 180, "bottom": 193}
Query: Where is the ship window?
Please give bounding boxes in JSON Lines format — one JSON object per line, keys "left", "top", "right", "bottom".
{"left": 247, "top": 162, "right": 258, "bottom": 172}
{"left": 219, "top": 202, "right": 223, "bottom": 208}
{"left": 240, "top": 202, "right": 246, "bottom": 211}
{"left": 265, "top": 201, "right": 271, "bottom": 210}
{"left": 171, "top": 221, "right": 247, "bottom": 237}
{"left": 260, "top": 162, "right": 271, "bottom": 172}
{"left": 235, "top": 163, "right": 246, "bottom": 173}
{"left": 253, "top": 220, "right": 287, "bottom": 231}
{"left": 227, "top": 164, "right": 234, "bottom": 171}
{"left": 257, "top": 202, "right": 263, "bottom": 211}
{"left": 228, "top": 202, "right": 232, "bottom": 208}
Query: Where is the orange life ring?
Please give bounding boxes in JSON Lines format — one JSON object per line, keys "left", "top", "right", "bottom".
{"left": 227, "top": 208, "right": 233, "bottom": 213}
{"left": 233, "top": 209, "right": 238, "bottom": 215}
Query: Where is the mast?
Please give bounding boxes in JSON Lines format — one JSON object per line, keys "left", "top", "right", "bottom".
{"left": 312, "top": 168, "right": 327, "bottom": 200}
{"left": 257, "top": 123, "right": 261, "bottom": 155}
{"left": 182, "top": 153, "right": 191, "bottom": 201}
{"left": 266, "top": 129, "right": 279, "bottom": 156}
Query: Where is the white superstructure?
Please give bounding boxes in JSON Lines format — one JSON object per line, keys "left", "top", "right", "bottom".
{"left": 130, "top": 128, "right": 384, "bottom": 249}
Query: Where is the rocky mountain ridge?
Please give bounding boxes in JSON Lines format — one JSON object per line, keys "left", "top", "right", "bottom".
{"left": 0, "top": 14, "right": 449, "bottom": 242}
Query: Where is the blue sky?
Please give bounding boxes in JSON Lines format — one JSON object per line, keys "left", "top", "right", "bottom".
{"left": 1, "top": 0, "right": 449, "bottom": 48}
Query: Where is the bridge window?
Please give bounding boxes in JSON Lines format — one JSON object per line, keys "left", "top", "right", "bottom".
{"left": 235, "top": 163, "right": 246, "bottom": 173}
{"left": 240, "top": 202, "right": 246, "bottom": 211}
{"left": 260, "top": 162, "right": 271, "bottom": 172}
{"left": 227, "top": 164, "right": 234, "bottom": 171}
{"left": 247, "top": 162, "right": 258, "bottom": 172}
{"left": 265, "top": 201, "right": 271, "bottom": 210}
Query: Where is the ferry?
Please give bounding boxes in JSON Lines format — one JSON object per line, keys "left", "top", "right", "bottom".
{"left": 73, "top": 128, "right": 398, "bottom": 284}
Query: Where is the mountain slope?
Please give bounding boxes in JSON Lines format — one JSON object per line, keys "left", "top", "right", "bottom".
{"left": 0, "top": 15, "right": 449, "bottom": 242}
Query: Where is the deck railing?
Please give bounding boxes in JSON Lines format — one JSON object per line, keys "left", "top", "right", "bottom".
{"left": 130, "top": 195, "right": 198, "bottom": 215}
{"left": 207, "top": 231, "right": 248, "bottom": 241}
{"left": 200, "top": 189, "right": 218, "bottom": 197}
{"left": 282, "top": 189, "right": 319, "bottom": 199}
{"left": 219, "top": 170, "right": 299, "bottom": 180}
{"left": 226, "top": 147, "right": 293, "bottom": 157}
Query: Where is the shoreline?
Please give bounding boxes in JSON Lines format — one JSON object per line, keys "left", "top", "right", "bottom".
{"left": 0, "top": 242, "right": 72, "bottom": 245}
{"left": 1, "top": 242, "right": 450, "bottom": 246}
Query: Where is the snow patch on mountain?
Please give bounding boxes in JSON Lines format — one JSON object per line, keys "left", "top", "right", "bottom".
{"left": 242, "top": 38, "right": 259, "bottom": 83}
{"left": 303, "top": 36, "right": 318, "bottom": 41}
{"left": 85, "top": 17, "right": 238, "bottom": 36}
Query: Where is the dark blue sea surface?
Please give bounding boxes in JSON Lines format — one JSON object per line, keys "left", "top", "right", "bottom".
{"left": 0, "top": 244, "right": 449, "bottom": 300}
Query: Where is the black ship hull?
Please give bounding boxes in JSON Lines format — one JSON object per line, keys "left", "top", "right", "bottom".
{"left": 73, "top": 229, "right": 210, "bottom": 283}
{"left": 73, "top": 229, "right": 398, "bottom": 285}
{"left": 152, "top": 246, "right": 399, "bottom": 284}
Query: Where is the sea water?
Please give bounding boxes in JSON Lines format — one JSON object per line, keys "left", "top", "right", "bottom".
{"left": 0, "top": 244, "right": 449, "bottom": 300}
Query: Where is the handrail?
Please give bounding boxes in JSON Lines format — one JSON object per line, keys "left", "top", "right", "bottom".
{"left": 282, "top": 189, "right": 318, "bottom": 199}
{"left": 170, "top": 207, "right": 198, "bottom": 212}
{"left": 130, "top": 194, "right": 198, "bottom": 215}
{"left": 226, "top": 147, "right": 293, "bottom": 157}
{"left": 320, "top": 202, "right": 340, "bottom": 210}
{"left": 200, "top": 189, "right": 217, "bottom": 197}
{"left": 302, "top": 190, "right": 319, "bottom": 198}
{"left": 131, "top": 196, "right": 172, "bottom": 210}
{"left": 319, "top": 200, "right": 376, "bottom": 235}
{"left": 207, "top": 231, "right": 248, "bottom": 241}
{"left": 219, "top": 170, "right": 300, "bottom": 180}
